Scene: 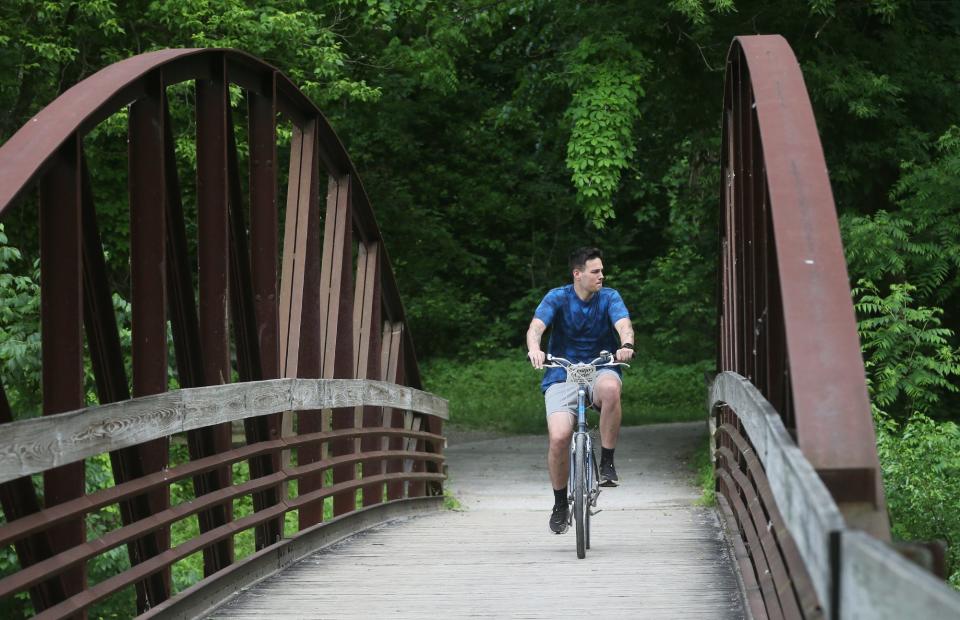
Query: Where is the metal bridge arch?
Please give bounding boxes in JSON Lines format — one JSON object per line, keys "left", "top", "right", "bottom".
{"left": 711, "top": 35, "right": 907, "bottom": 619}
{"left": 716, "top": 35, "right": 888, "bottom": 534}
{"left": 0, "top": 48, "right": 443, "bottom": 617}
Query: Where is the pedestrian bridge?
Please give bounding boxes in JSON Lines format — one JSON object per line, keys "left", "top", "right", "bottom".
{"left": 0, "top": 37, "right": 958, "bottom": 619}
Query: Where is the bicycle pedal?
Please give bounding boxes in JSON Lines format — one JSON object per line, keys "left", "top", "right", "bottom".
{"left": 589, "top": 508, "right": 602, "bottom": 516}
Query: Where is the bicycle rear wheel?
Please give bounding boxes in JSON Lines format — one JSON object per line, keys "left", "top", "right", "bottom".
{"left": 574, "top": 433, "right": 587, "bottom": 559}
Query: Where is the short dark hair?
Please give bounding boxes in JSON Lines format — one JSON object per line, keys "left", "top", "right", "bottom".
{"left": 569, "top": 247, "right": 603, "bottom": 273}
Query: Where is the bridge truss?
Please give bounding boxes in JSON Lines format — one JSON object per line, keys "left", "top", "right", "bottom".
{"left": 711, "top": 35, "right": 959, "bottom": 619}
{"left": 0, "top": 48, "right": 446, "bottom": 617}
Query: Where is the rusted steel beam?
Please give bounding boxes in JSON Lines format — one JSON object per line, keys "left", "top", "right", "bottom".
{"left": 193, "top": 57, "right": 234, "bottom": 574}
{"left": 0, "top": 48, "right": 424, "bottom": 396}
{"left": 226, "top": 107, "right": 263, "bottom": 385}
{"left": 39, "top": 134, "right": 86, "bottom": 611}
{"left": 125, "top": 70, "right": 173, "bottom": 609}
{"left": 717, "top": 444, "right": 799, "bottom": 619}
{"left": 0, "top": 426, "right": 443, "bottom": 551}
{"left": 0, "top": 383, "right": 66, "bottom": 611}
{"left": 319, "top": 174, "right": 357, "bottom": 517}
{"left": 163, "top": 98, "right": 205, "bottom": 391}
{"left": 384, "top": 324, "right": 406, "bottom": 501}
{"left": 278, "top": 121, "right": 325, "bottom": 525}
{"left": 0, "top": 453, "right": 444, "bottom": 605}
{"left": 0, "top": 45, "right": 433, "bottom": 613}
{"left": 242, "top": 81, "right": 284, "bottom": 549}
{"left": 354, "top": 243, "right": 384, "bottom": 507}
{"left": 719, "top": 35, "right": 887, "bottom": 537}
{"left": 224, "top": 94, "right": 283, "bottom": 548}
{"left": 717, "top": 470, "right": 782, "bottom": 619}
{"left": 24, "top": 469, "right": 445, "bottom": 620}
{"left": 717, "top": 424, "right": 823, "bottom": 618}
{"left": 717, "top": 492, "right": 767, "bottom": 619}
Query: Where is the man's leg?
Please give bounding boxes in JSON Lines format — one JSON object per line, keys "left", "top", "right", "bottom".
{"left": 546, "top": 410, "right": 575, "bottom": 533}
{"left": 593, "top": 373, "right": 622, "bottom": 486}
{"left": 593, "top": 373, "right": 622, "bottom": 449}
{"left": 547, "top": 412, "right": 575, "bottom": 489}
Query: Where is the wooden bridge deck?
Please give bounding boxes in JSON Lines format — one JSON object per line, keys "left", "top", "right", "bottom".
{"left": 207, "top": 422, "right": 746, "bottom": 619}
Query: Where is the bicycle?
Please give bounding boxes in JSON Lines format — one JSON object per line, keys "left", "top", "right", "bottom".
{"left": 542, "top": 351, "right": 628, "bottom": 559}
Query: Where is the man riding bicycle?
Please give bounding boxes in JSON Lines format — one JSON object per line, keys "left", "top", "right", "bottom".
{"left": 526, "top": 247, "right": 635, "bottom": 534}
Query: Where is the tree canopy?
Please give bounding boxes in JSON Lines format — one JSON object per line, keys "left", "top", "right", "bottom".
{"left": 1, "top": 0, "right": 959, "bottom": 394}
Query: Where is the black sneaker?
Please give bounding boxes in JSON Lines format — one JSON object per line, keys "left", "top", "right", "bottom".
{"left": 549, "top": 503, "right": 569, "bottom": 534}
{"left": 600, "top": 461, "right": 620, "bottom": 487}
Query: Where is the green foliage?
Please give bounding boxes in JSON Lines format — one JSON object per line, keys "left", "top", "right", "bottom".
{"left": 0, "top": 224, "right": 40, "bottom": 419}
{"left": 562, "top": 34, "right": 649, "bottom": 228}
{"left": 875, "top": 412, "right": 960, "bottom": 586}
{"left": 691, "top": 434, "right": 716, "bottom": 507}
{"left": 842, "top": 126, "right": 960, "bottom": 306}
{"left": 627, "top": 246, "right": 714, "bottom": 361}
{"left": 853, "top": 280, "right": 960, "bottom": 416}
{"left": 421, "top": 354, "right": 711, "bottom": 435}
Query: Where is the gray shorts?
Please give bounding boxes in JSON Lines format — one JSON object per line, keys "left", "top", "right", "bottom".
{"left": 544, "top": 369, "right": 621, "bottom": 418}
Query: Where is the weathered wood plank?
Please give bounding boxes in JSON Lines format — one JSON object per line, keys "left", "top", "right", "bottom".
{"left": 206, "top": 423, "right": 746, "bottom": 620}
{"left": 710, "top": 371, "right": 844, "bottom": 615}
{"left": 839, "top": 531, "right": 960, "bottom": 619}
{"left": 0, "top": 379, "right": 447, "bottom": 482}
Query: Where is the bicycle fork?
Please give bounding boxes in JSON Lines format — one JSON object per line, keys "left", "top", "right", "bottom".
{"left": 568, "top": 434, "right": 602, "bottom": 509}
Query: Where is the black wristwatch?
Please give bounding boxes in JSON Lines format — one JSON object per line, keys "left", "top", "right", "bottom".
{"left": 621, "top": 343, "right": 634, "bottom": 350}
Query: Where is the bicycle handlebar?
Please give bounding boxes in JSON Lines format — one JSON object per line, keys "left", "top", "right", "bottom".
{"left": 542, "top": 351, "right": 630, "bottom": 369}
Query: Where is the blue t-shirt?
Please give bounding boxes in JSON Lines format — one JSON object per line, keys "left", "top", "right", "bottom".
{"left": 534, "top": 285, "right": 630, "bottom": 392}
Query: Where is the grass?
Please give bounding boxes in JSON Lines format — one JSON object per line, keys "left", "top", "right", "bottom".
{"left": 421, "top": 353, "right": 713, "bottom": 435}
{"left": 691, "top": 434, "right": 716, "bottom": 507}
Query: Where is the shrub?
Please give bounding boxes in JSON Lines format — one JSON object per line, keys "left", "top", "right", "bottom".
{"left": 420, "top": 352, "right": 711, "bottom": 434}
{"left": 875, "top": 411, "right": 960, "bottom": 587}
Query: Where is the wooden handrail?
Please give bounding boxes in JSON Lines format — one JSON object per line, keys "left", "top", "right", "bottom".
{"left": 711, "top": 371, "right": 960, "bottom": 619}
{"left": 0, "top": 378, "right": 447, "bottom": 483}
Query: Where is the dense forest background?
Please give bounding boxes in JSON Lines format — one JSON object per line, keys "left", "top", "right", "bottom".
{"left": 0, "top": 0, "right": 959, "bottom": 601}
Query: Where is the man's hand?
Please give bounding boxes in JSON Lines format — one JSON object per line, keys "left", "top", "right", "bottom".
{"left": 528, "top": 349, "right": 546, "bottom": 369}
{"left": 615, "top": 346, "right": 635, "bottom": 363}
{"left": 526, "top": 318, "right": 548, "bottom": 369}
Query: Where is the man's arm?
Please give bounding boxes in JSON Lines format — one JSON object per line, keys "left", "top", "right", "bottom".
{"left": 614, "top": 317, "right": 635, "bottom": 362}
{"left": 526, "top": 318, "right": 548, "bottom": 369}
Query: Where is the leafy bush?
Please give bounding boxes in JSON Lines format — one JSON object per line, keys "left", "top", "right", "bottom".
{"left": 852, "top": 275, "right": 960, "bottom": 588}
{"left": 420, "top": 353, "right": 711, "bottom": 434}
{"left": 853, "top": 280, "right": 960, "bottom": 416}
{"left": 875, "top": 412, "right": 960, "bottom": 587}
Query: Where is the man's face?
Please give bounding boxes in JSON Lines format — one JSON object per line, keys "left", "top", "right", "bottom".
{"left": 575, "top": 258, "right": 604, "bottom": 292}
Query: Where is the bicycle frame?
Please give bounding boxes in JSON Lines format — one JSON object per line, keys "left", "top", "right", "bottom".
{"left": 542, "top": 352, "right": 626, "bottom": 557}
{"left": 568, "top": 383, "right": 597, "bottom": 509}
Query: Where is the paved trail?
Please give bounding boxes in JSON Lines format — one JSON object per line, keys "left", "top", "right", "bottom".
{"left": 209, "top": 422, "right": 746, "bottom": 619}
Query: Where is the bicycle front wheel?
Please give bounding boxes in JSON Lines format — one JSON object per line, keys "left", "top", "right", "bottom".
{"left": 587, "top": 446, "right": 598, "bottom": 550}
{"left": 574, "top": 433, "right": 587, "bottom": 559}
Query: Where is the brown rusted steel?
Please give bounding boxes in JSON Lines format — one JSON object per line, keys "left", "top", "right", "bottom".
{"left": 0, "top": 426, "right": 441, "bottom": 553}
{"left": 126, "top": 70, "right": 173, "bottom": 609}
{"left": 718, "top": 35, "right": 888, "bottom": 537}
{"left": 0, "top": 384, "right": 67, "bottom": 611}
{"left": 717, "top": 469, "right": 782, "bottom": 619}
{"left": 718, "top": 425, "right": 823, "bottom": 617}
{"left": 718, "top": 492, "right": 767, "bottom": 619}
{"left": 39, "top": 134, "right": 87, "bottom": 612}
{"left": 0, "top": 46, "right": 433, "bottom": 616}
{"left": 321, "top": 174, "right": 358, "bottom": 517}
{"left": 281, "top": 122, "right": 325, "bottom": 526}
{"left": 355, "top": 242, "right": 385, "bottom": 506}
{"left": 0, "top": 446, "right": 442, "bottom": 606}
{"left": 713, "top": 405, "right": 825, "bottom": 619}
{"left": 192, "top": 59, "right": 236, "bottom": 576}
{"left": 225, "top": 100, "right": 283, "bottom": 548}
{"left": 163, "top": 98, "right": 206, "bottom": 392}
{"left": 385, "top": 325, "right": 408, "bottom": 501}
{"left": 246, "top": 79, "right": 284, "bottom": 548}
